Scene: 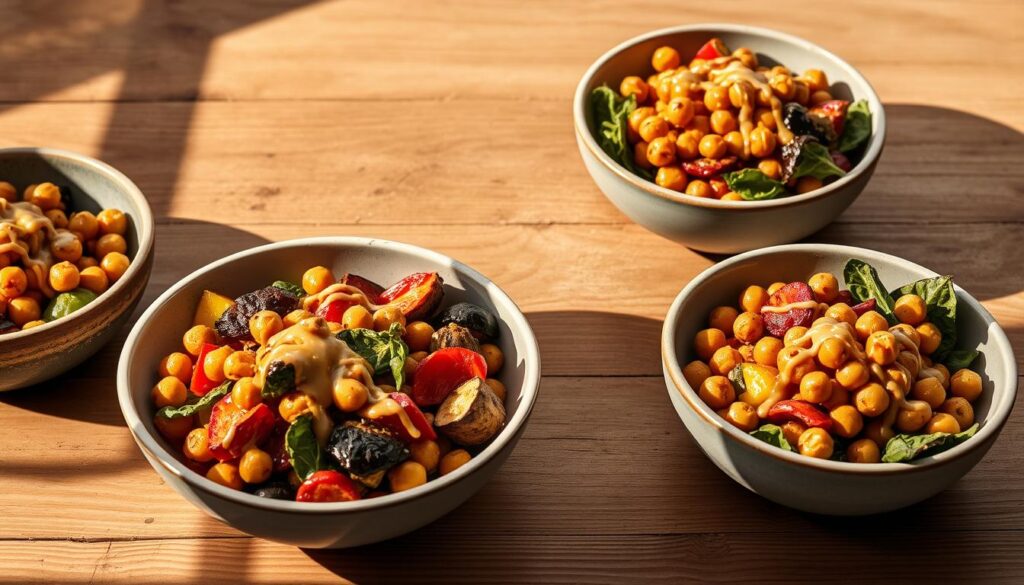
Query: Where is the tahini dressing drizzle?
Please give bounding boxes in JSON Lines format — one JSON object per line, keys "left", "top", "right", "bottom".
{"left": 0, "top": 198, "right": 76, "bottom": 298}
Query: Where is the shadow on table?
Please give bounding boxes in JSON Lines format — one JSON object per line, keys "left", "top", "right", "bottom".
{"left": 0, "top": 219, "right": 270, "bottom": 426}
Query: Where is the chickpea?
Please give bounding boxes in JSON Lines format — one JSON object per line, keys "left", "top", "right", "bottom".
{"left": 800, "top": 371, "right": 833, "bottom": 403}
{"left": 792, "top": 80, "right": 810, "bottom": 106}
{"left": 737, "top": 343, "right": 755, "bottom": 363}
{"left": 684, "top": 179, "right": 712, "bottom": 198}
{"left": 724, "top": 401, "right": 759, "bottom": 432}
{"left": 639, "top": 116, "right": 670, "bottom": 143}
{"left": 950, "top": 369, "right": 983, "bottom": 402}
{"left": 207, "top": 462, "right": 244, "bottom": 490}
{"left": 739, "top": 285, "right": 769, "bottom": 313}
{"left": 701, "top": 85, "right": 728, "bottom": 111}
{"left": 651, "top": 46, "right": 681, "bottom": 72}
{"left": 683, "top": 360, "right": 712, "bottom": 389}
{"left": 182, "top": 324, "right": 217, "bottom": 356}
{"left": 480, "top": 379, "right": 505, "bottom": 402}
{"left": 29, "top": 182, "right": 62, "bottom": 211}
{"left": 709, "top": 110, "right": 737, "bottom": 135}
{"left": 783, "top": 326, "right": 810, "bottom": 349}
{"left": 925, "top": 413, "right": 961, "bottom": 435}
{"left": 0, "top": 266, "right": 28, "bottom": 299}
{"left": 100, "top": 251, "right": 130, "bottom": 282}
{"left": 728, "top": 82, "right": 753, "bottom": 109}
{"left": 278, "top": 392, "right": 316, "bottom": 423}
{"left": 0, "top": 181, "right": 15, "bottom": 201}
{"left": 96, "top": 209, "right": 127, "bottom": 235}
{"left": 802, "top": 69, "right": 829, "bottom": 93}
{"left": 77, "top": 256, "right": 98, "bottom": 271}
{"left": 748, "top": 127, "right": 776, "bottom": 159}
{"left": 481, "top": 343, "right": 504, "bottom": 373}
{"left": 95, "top": 233, "right": 127, "bottom": 258}
{"left": 854, "top": 382, "right": 890, "bottom": 417}
{"left": 646, "top": 137, "right": 677, "bottom": 167}
{"left": 675, "top": 131, "right": 701, "bottom": 160}
{"left": 910, "top": 377, "right": 946, "bottom": 409}
{"left": 890, "top": 324, "right": 920, "bottom": 351}
{"left": 663, "top": 98, "right": 695, "bottom": 128}
{"left": 769, "top": 74, "right": 795, "bottom": 100}
{"left": 794, "top": 176, "right": 823, "bottom": 194}
{"left": 202, "top": 345, "right": 233, "bottom": 383}
{"left": 855, "top": 311, "right": 888, "bottom": 341}
{"left": 832, "top": 361, "right": 867, "bottom": 392}
{"left": 709, "top": 346, "right": 743, "bottom": 377}
{"left": 248, "top": 310, "right": 284, "bottom": 346}
{"left": 184, "top": 427, "right": 214, "bottom": 462}
{"left": 825, "top": 303, "right": 857, "bottom": 328}
{"left": 866, "top": 331, "right": 898, "bottom": 365}
{"left": 862, "top": 419, "right": 894, "bottom": 448}
{"left": 634, "top": 142, "right": 654, "bottom": 169}
{"left": 802, "top": 273, "right": 836, "bottom": 304}
{"left": 223, "top": 351, "right": 255, "bottom": 380}
{"left": 728, "top": 311, "right": 761, "bottom": 344}
{"left": 828, "top": 404, "right": 863, "bottom": 439}
{"left": 440, "top": 449, "right": 472, "bottom": 476}
{"left": 915, "top": 322, "right": 942, "bottom": 355}
{"left": 932, "top": 364, "right": 951, "bottom": 389}
{"left": 798, "top": 427, "right": 834, "bottom": 459}
{"left": 699, "top": 375, "right": 736, "bottom": 410}
{"left": 619, "top": 75, "right": 649, "bottom": 102}
{"left": 815, "top": 337, "right": 848, "bottom": 370}
{"left": 230, "top": 377, "right": 262, "bottom": 410}
{"left": 51, "top": 232, "right": 83, "bottom": 262}
{"left": 44, "top": 209, "right": 68, "bottom": 229}
{"left": 781, "top": 420, "right": 806, "bottom": 448}
{"left": 329, "top": 378, "right": 367, "bottom": 412}
{"left": 47, "top": 261, "right": 79, "bottom": 293}
{"left": 707, "top": 306, "right": 738, "bottom": 333}
{"left": 698, "top": 134, "right": 727, "bottom": 159}
{"left": 7, "top": 296, "right": 40, "bottom": 326}
{"left": 777, "top": 346, "right": 814, "bottom": 383}
{"left": 822, "top": 384, "right": 850, "bottom": 410}
{"left": 754, "top": 108, "right": 776, "bottom": 130}
{"left": 693, "top": 329, "right": 728, "bottom": 362}
{"left": 753, "top": 337, "right": 783, "bottom": 367}
{"left": 239, "top": 448, "right": 273, "bottom": 484}
{"left": 846, "top": 438, "right": 881, "bottom": 464}
{"left": 152, "top": 376, "right": 188, "bottom": 408}
{"left": 809, "top": 90, "right": 833, "bottom": 106}
{"left": 77, "top": 266, "right": 109, "bottom": 294}
{"left": 154, "top": 414, "right": 194, "bottom": 442}
{"left": 940, "top": 397, "right": 974, "bottom": 429}
{"left": 733, "top": 47, "right": 758, "bottom": 68}
{"left": 68, "top": 211, "right": 100, "bottom": 240}
{"left": 400, "top": 321, "right": 433, "bottom": 353}
{"left": 372, "top": 306, "right": 406, "bottom": 331}
{"left": 686, "top": 114, "right": 711, "bottom": 136}
{"left": 896, "top": 403, "right": 933, "bottom": 433}
{"left": 893, "top": 294, "right": 927, "bottom": 326}
{"left": 721, "top": 131, "right": 745, "bottom": 157}
{"left": 655, "top": 166, "right": 687, "bottom": 192}
{"left": 158, "top": 352, "right": 193, "bottom": 384}
{"left": 628, "top": 107, "right": 656, "bottom": 134}
{"left": 301, "top": 265, "right": 334, "bottom": 295}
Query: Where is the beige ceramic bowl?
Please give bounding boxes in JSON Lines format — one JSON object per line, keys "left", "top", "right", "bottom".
{"left": 0, "top": 148, "right": 154, "bottom": 391}
{"left": 118, "top": 237, "right": 541, "bottom": 548}
{"left": 574, "top": 24, "right": 886, "bottom": 254}
{"left": 662, "top": 244, "right": 1017, "bottom": 514}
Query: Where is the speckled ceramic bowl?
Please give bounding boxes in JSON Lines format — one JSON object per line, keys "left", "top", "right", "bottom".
{"left": 118, "top": 237, "right": 541, "bottom": 548}
{"left": 0, "top": 148, "right": 154, "bottom": 391}
{"left": 662, "top": 244, "right": 1017, "bottom": 515}
{"left": 574, "top": 24, "right": 886, "bottom": 254}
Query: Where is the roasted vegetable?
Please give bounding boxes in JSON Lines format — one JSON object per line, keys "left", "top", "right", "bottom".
{"left": 437, "top": 302, "right": 498, "bottom": 340}
{"left": 193, "top": 290, "right": 236, "bottom": 329}
{"left": 271, "top": 280, "right": 304, "bottom": 298}
{"left": 434, "top": 377, "right": 507, "bottom": 446}
{"left": 43, "top": 289, "right": 97, "bottom": 322}
{"left": 295, "top": 470, "right": 361, "bottom": 502}
{"left": 430, "top": 323, "right": 482, "bottom": 353}
{"left": 379, "top": 272, "right": 444, "bottom": 321}
{"left": 411, "top": 347, "right": 488, "bottom": 407}
{"left": 782, "top": 103, "right": 832, "bottom": 145}
{"left": 360, "top": 393, "right": 437, "bottom": 444}
{"left": 261, "top": 360, "right": 297, "bottom": 398}
{"left": 215, "top": 286, "right": 299, "bottom": 343}
{"left": 695, "top": 37, "right": 729, "bottom": 60}
{"left": 207, "top": 396, "right": 275, "bottom": 461}
{"left": 340, "top": 273, "right": 385, "bottom": 304}
{"left": 760, "top": 281, "right": 815, "bottom": 337}
{"left": 326, "top": 421, "right": 409, "bottom": 479}
{"left": 808, "top": 100, "right": 850, "bottom": 136}
{"left": 765, "top": 400, "right": 833, "bottom": 431}
{"left": 190, "top": 342, "right": 222, "bottom": 396}
{"left": 730, "top": 363, "right": 778, "bottom": 407}
{"left": 251, "top": 482, "right": 294, "bottom": 500}
{"left": 681, "top": 156, "right": 737, "bottom": 178}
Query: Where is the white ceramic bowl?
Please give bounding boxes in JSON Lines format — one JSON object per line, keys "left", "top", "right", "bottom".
{"left": 662, "top": 244, "right": 1017, "bottom": 515}
{"left": 0, "top": 147, "right": 154, "bottom": 391}
{"left": 574, "top": 24, "right": 886, "bottom": 254}
{"left": 117, "top": 237, "right": 541, "bottom": 548}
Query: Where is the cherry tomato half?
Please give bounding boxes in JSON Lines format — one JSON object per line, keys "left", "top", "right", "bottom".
{"left": 296, "top": 470, "right": 362, "bottom": 503}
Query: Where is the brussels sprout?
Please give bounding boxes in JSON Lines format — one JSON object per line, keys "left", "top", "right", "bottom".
{"left": 437, "top": 302, "right": 498, "bottom": 340}
{"left": 43, "top": 289, "right": 97, "bottom": 322}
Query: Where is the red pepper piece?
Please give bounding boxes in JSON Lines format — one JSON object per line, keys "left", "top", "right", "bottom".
{"left": 709, "top": 176, "right": 730, "bottom": 197}
{"left": 681, "top": 157, "right": 737, "bottom": 178}
{"left": 695, "top": 37, "right": 729, "bottom": 61}
{"left": 766, "top": 399, "right": 833, "bottom": 431}
{"left": 411, "top": 347, "right": 487, "bottom": 406}
{"left": 836, "top": 290, "right": 853, "bottom": 305}
{"left": 379, "top": 272, "right": 445, "bottom": 321}
{"left": 391, "top": 392, "right": 437, "bottom": 442}
{"left": 340, "top": 273, "right": 385, "bottom": 305}
{"left": 296, "top": 470, "right": 362, "bottom": 503}
{"left": 809, "top": 100, "right": 850, "bottom": 135}
{"left": 315, "top": 298, "right": 355, "bottom": 324}
{"left": 761, "top": 282, "right": 815, "bottom": 337}
{"left": 190, "top": 342, "right": 221, "bottom": 396}
{"left": 850, "top": 298, "right": 877, "bottom": 316}
{"left": 207, "top": 396, "right": 275, "bottom": 461}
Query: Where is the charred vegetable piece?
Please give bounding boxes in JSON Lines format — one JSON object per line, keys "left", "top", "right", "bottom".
{"left": 435, "top": 377, "right": 506, "bottom": 446}
{"left": 326, "top": 421, "right": 409, "bottom": 478}
{"left": 264, "top": 419, "right": 293, "bottom": 473}
{"left": 261, "top": 360, "right": 296, "bottom": 398}
{"left": 836, "top": 290, "right": 854, "bottom": 305}
{"left": 315, "top": 298, "right": 355, "bottom": 324}
{"left": 360, "top": 393, "right": 438, "bottom": 444}
{"left": 809, "top": 100, "right": 850, "bottom": 136}
{"left": 430, "top": 323, "right": 482, "bottom": 353}
{"left": 850, "top": 298, "right": 877, "bottom": 316}
{"left": 296, "top": 470, "right": 362, "bottom": 503}
{"left": 780, "top": 135, "right": 816, "bottom": 182}
{"left": 760, "top": 282, "right": 815, "bottom": 337}
{"left": 207, "top": 396, "right": 275, "bottom": 461}
{"left": 251, "top": 482, "right": 294, "bottom": 500}
{"left": 782, "top": 104, "right": 831, "bottom": 145}
{"left": 0, "top": 320, "right": 17, "bottom": 334}
{"left": 681, "top": 156, "right": 737, "bottom": 178}
{"left": 765, "top": 400, "right": 833, "bottom": 431}
{"left": 695, "top": 37, "right": 729, "bottom": 60}
{"left": 379, "top": 272, "right": 445, "bottom": 321}
{"left": 830, "top": 150, "right": 853, "bottom": 173}
{"left": 193, "top": 290, "right": 236, "bottom": 329}
{"left": 340, "top": 273, "right": 385, "bottom": 304}
{"left": 190, "top": 342, "right": 222, "bottom": 396}
{"left": 215, "top": 286, "right": 299, "bottom": 344}
{"left": 437, "top": 303, "right": 499, "bottom": 340}
{"left": 411, "top": 347, "right": 488, "bottom": 407}
{"left": 730, "top": 363, "right": 778, "bottom": 407}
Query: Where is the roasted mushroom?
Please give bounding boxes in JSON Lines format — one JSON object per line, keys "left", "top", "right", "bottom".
{"left": 215, "top": 285, "right": 300, "bottom": 343}
{"left": 326, "top": 421, "right": 409, "bottom": 485}
{"left": 430, "top": 323, "right": 482, "bottom": 354}
{"left": 434, "top": 377, "right": 506, "bottom": 446}
{"left": 437, "top": 302, "right": 499, "bottom": 340}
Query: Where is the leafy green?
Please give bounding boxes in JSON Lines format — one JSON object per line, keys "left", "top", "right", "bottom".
{"left": 272, "top": 280, "right": 304, "bottom": 298}
{"left": 590, "top": 86, "right": 652, "bottom": 179}
{"left": 891, "top": 276, "right": 958, "bottom": 358}
{"left": 793, "top": 141, "right": 846, "bottom": 181}
{"left": 882, "top": 423, "right": 979, "bottom": 463}
{"left": 261, "top": 361, "right": 296, "bottom": 398}
{"left": 843, "top": 259, "right": 897, "bottom": 324}
{"left": 723, "top": 169, "right": 788, "bottom": 201}
{"left": 285, "top": 414, "right": 326, "bottom": 481}
{"left": 838, "top": 100, "right": 871, "bottom": 153}
{"left": 43, "top": 289, "right": 97, "bottom": 322}
{"left": 749, "top": 424, "right": 793, "bottom": 452}
{"left": 336, "top": 323, "right": 409, "bottom": 388}
{"left": 156, "top": 381, "right": 230, "bottom": 419}
{"left": 943, "top": 349, "right": 979, "bottom": 371}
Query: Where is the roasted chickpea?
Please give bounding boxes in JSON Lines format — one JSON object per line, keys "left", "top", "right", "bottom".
{"left": 184, "top": 427, "right": 214, "bottom": 462}
{"left": 302, "top": 265, "right": 334, "bottom": 295}
{"left": 100, "top": 251, "right": 130, "bottom": 282}
{"left": 862, "top": 419, "right": 894, "bottom": 448}
{"left": 207, "top": 462, "right": 244, "bottom": 490}
{"left": 835, "top": 360, "right": 869, "bottom": 390}
{"left": 480, "top": 343, "right": 504, "bottom": 373}
{"left": 737, "top": 343, "right": 755, "bottom": 363}
{"left": 825, "top": 303, "right": 857, "bottom": 328}
{"left": 628, "top": 107, "right": 656, "bottom": 134}
{"left": 822, "top": 383, "right": 850, "bottom": 410}
{"left": 182, "top": 324, "right": 217, "bottom": 356}
{"left": 639, "top": 115, "right": 670, "bottom": 142}
{"left": 51, "top": 232, "right": 83, "bottom": 262}
{"left": 686, "top": 114, "right": 711, "bottom": 136}
{"left": 663, "top": 98, "right": 695, "bottom": 128}
{"left": 846, "top": 438, "right": 880, "bottom": 464}
{"left": 223, "top": 351, "right": 255, "bottom": 380}
{"left": 792, "top": 80, "right": 810, "bottom": 106}
{"left": 709, "top": 109, "right": 737, "bottom": 135}
{"left": 29, "top": 182, "right": 61, "bottom": 211}
{"left": 783, "top": 326, "right": 811, "bottom": 349}
{"left": 855, "top": 311, "right": 888, "bottom": 341}
{"left": 724, "top": 401, "right": 759, "bottom": 432}
{"left": 68, "top": 211, "right": 99, "bottom": 240}
{"left": 239, "top": 448, "right": 273, "bottom": 484}
{"left": 799, "top": 371, "right": 832, "bottom": 404}
{"left": 0, "top": 266, "right": 28, "bottom": 299}
{"left": 896, "top": 403, "right": 933, "bottom": 433}
{"left": 698, "top": 134, "right": 727, "bottom": 159}
{"left": 932, "top": 364, "right": 951, "bottom": 388}
{"left": 753, "top": 336, "right": 783, "bottom": 367}
{"left": 915, "top": 322, "right": 942, "bottom": 355}
{"left": 866, "top": 331, "right": 898, "bottom": 365}
{"left": 910, "top": 377, "right": 946, "bottom": 409}
{"left": 154, "top": 414, "right": 194, "bottom": 442}
{"left": 830, "top": 404, "right": 863, "bottom": 439}
{"left": 816, "top": 337, "right": 848, "bottom": 370}
{"left": 950, "top": 369, "right": 983, "bottom": 401}
{"left": 708, "top": 306, "right": 739, "bottom": 333}
{"left": 798, "top": 427, "right": 833, "bottom": 459}
{"left": 703, "top": 86, "right": 731, "bottom": 111}
{"left": 940, "top": 397, "right": 974, "bottom": 429}
{"left": 402, "top": 321, "right": 434, "bottom": 353}
{"left": 202, "top": 345, "right": 232, "bottom": 383}
{"left": 699, "top": 375, "right": 736, "bottom": 409}
{"left": 767, "top": 282, "right": 786, "bottom": 296}
{"left": 802, "top": 69, "right": 829, "bottom": 93}
{"left": 48, "top": 261, "right": 80, "bottom": 293}
{"left": 634, "top": 142, "right": 654, "bottom": 169}
{"left": 683, "top": 360, "right": 712, "bottom": 389}
{"left": 619, "top": 76, "right": 649, "bottom": 102}
{"left": 769, "top": 74, "right": 795, "bottom": 100}
{"left": 749, "top": 127, "right": 776, "bottom": 158}
{"left": 7, "top": 296, "right": 40, "bottom": 326}
{"left": 807, "top": 273, "right": 838, "bottom": 303}
{"left": 372, "top": 306, "right": 406, "bottom": 331}
{"left": 739, "top": 285, "right": 769, "bottom": 313}
{"left": 781, "top": 420, "right": 806, "bottom": 448}
{"left": 159, "top": 352, "right": 193, "bottom": 384}
{"left": 231, "top": 377, "right": 262, "bottom": 410}
{"left": 709, "top": 346, "right": 743, "bottom": 377}
{"left": 655, "top": 166, "right": 687, "bottom": 191}
{"left": 730, "top": 311, "right": 763, "bottom": 344}
{"left": 95, "top": 233, "right": 127, "bottom": 258}
{"left": 776, "top": 345, "right": 814, "bottom": 383}
{"left": 278, "top": 392, "right": 316, "bottom": 422}
{"left": 96, "top": 209, "right": 127, "bottom": 235}
{"left": 675, "top": 131, "right": 701, "bottom": 160}
{"left": 684, "top": 179, "right": 712, "bottom": 198}
{"left": 809, "top": 90, "right": 833, "bottom": 106}
{"left": 482, "top": 378, "right": 505, "bottom": 402}
{"left": 754, "top": 107, "right": 776, "bottom": 130}
{"left": 894, "top": 294, "right": 927, "bottom": 326}
{"left": 77, "top": 256, "right": 99, "bottom": 271}
{"left": 78, "top": 266, "right": 109, "bottom": 294}
{"left": 794, "top": 176, "right": 823, "bottom": 194}
{"left": 152, "top": 376, "right": 188, "bottom": 408}
{"left": 854, "top": 382, "right": 890, "bottom": 417}
{"left": 721, "top": 131, "right": 745, "bottom": 157}
{"left": 651, "top": 46, "right": 681, "bottom": 72}
{"left": 926, "top": 412, "right": 961, "bottom": 435}
{"left": 733, "top": 47, "right": 758, "bottom": 68}
{"left": 0, "top": 181, "right": 15, "bottom": 201}
{"left": 248, "top": 310, "right": 284, "bottom": 346}
{"left": 440, "top": 449, "right": 472, "bottom": 476}
{"left": 646, "top": 137, "right": 676, "bottom": 167}
{"left": 727, "top": 82, "right": 753, "bottom": 108}
{"left": 44, "top": 209, "right": 68, "bottom": 230}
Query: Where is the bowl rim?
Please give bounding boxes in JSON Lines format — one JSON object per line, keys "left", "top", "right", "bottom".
{"left": 117, "top": 236, "right": 542, "bottom": 513}
{"left": 0, "top": 146, "right": 155, "bottom": 341}
{"left": 661, "top": 243, "right": 1018, "bottom": 474}
{"left": 573, "top": 23, "right": 887, "bottom": 211}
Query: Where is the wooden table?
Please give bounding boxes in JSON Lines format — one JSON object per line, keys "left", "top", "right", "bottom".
{"left": 1, "top": 1, "right": 1022, "bottom": 582}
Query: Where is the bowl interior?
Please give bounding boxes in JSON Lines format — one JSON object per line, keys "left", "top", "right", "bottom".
{"left": 121, "top": 237, "right": 539, "bottom": 507}
{"left": 665, "top": 244, "right": 1016, "bottom": 469}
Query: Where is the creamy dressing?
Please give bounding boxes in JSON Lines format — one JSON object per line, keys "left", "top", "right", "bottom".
{"left": 0, "top": 198, "right": 66, "bottom": 297}
{"left": 302, "top": 282, "right": 380, "bottom": 314}
{"left": 706, "top": 60, "right": 795, "bottom": 150}
{"left": 760, "top": 300, "right": 822, "bottom": 314}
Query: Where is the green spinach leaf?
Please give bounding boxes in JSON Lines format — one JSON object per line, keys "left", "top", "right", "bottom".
{"left": 285, "top": 414, "right": 325, "bottom": 481}
{"left": 838, "top": 100, "right": 871, "bottom": 153}
{"left": 882, "top": 423, "right": 979, "bottom": 463}
{"left": 749, "top": 424, "right": 793, "bottom": 452}
{"left": 843, "top": 259, "right": 897, "bottom": 324}
{"left": 793, "top": 141, "right": 846, "bottom": 181}
{"left": 156, "top": 381, "right": 230, "bottom": 419}
{"left": 590, "top": 86, "right": 652, "bottom": 179}
{"left": 891, "top": 276, "right": 957, "bottom": 358}
{"left": 272, "top": 280, "right": 304, "bottom": 298}
{"left": 723, "top": 169, "right": 788, "bottom": 200}
{"left": 943, "top": 349, "right": 979, "bottom": 370}
{"left": 336, "top": 323, "right": 409, "bottom": 388}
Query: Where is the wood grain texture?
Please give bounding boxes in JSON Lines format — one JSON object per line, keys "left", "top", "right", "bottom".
{"left": 0, "top": 0, "right": 1021, "bottom": 582}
